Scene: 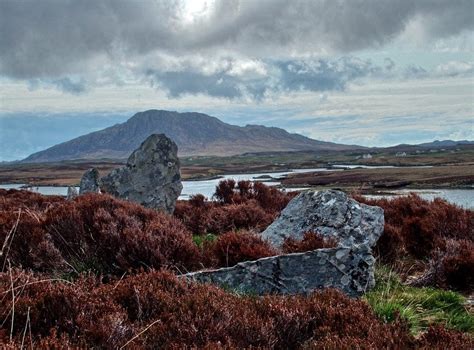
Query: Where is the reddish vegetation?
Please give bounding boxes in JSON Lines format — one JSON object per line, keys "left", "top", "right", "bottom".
{"left": 0, "top": 186, "right": 473, "bottom": 347}
{"left": 412, "top": 239, "right": 474, "bottom": 291}
{"left": 175, "top": 180, "right": 295, "bottom": 234}
{"left": 0, "top": 189, "right": 200, "bottom": 275}
{"left": 202, "top": 230, "right": 277, "bottom": 267}
{"left": 283, "top": 231, "right": 338, "bottom": 253}
{"left": 356, "top": 194, "right": 474, "bottom": 290}
{"left": 1, "top": 269, "right": 472, "bottom": 349}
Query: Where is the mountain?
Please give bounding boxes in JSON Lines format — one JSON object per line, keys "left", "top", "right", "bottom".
{"left": 23, "top": 110, "right": 363, "bottom": 162}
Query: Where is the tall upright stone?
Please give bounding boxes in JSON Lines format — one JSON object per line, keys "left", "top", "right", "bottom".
{"left": 100, "top": 134, "right": 182, "bottom": 214}
{"left": 79, "top": 168, "right": 100, "bottom": 194}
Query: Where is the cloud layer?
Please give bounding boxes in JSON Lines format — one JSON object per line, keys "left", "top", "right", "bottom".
{"left": 1, "top": 0, "right": 473, "bottom": 98}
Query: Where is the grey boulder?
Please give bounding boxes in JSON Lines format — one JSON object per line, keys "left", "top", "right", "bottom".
{"left": 183, "top": 245, "right": 375, "bottom": 297}
{"left": 66, "top": 186, "right": 78, "bottom": 200}
{"left": 100, "top": 134, "right": 182, "bottom": 214}
{"left": 260, "top": 190, "right": 384, "bottom": 249}
{"left": 79, "top": 168, "right": 100, "bottom": 194}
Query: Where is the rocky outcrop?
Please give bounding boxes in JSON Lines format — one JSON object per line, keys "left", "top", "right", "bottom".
{"left": 79, "top": 168, "right": 100, "bottom": 194}
{"left": 260, "top": 190, "right": 384, "bottom": 249}
{"left": 100, "top": 134, "right": 182, "bottom": 214}
{"left": 184, "top": 245, "right": 375, "bottom": 297}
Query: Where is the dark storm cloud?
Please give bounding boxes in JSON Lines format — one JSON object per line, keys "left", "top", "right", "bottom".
{"left": 147, "top": 69, "right": 246, "bottom": 99}
{"left": 0, "top": 0, "right": 472, "bottom": 97}
{"left": 0, "top": 0, "right": 181, "bottom": 78}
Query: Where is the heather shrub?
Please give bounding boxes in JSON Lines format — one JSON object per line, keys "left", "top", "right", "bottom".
{"left": 1, "top": 269, "right": 472, "bottom": 349}
{"left": 205, "top": 199, "right": 273, "bottom": 233}
{"left": 0, "top": 270, "right": 133, "bottom": 348}
{"left": 202, "top": 230, "right": 277, "bottom": 267}
{"left": 416, "top": 325, "right": 474, "bottom": 349}
{"left": 214, "top": 179, "right": 236, "bottom": 204}
{"left": 0, "top": 189, "right": 64, "bottom": 211}
{"left": 0, "top": 191, "right": 200, "bottom": 275}
{"left": 356, "top": 194, "right": 473, "bottom": 261}
{"left": 282, "top": 231, "right": 338, "bottom": 253}
{"left": 412, "top": 239, "right": 474, "bottom": 291}
{"left": 175, "top": 180, "right": 294, "bottom": 235}
{"left": 43, "top": 193, "right": 200, "bottom": 274}
{"left": 373, "top": 223, "right": 405, "bottom": 264}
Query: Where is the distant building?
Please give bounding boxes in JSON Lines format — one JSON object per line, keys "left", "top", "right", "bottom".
{"left": 396, "top": 152, "right": 407, "bottom": 157}
{"left": 362, "top": 153, "right": 373, "bottom": 159}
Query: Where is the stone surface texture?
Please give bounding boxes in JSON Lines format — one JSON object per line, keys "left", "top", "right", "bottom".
{"left": 184, "top": 245, "right": 375, "bottom": 297}
{"left": 260, "top": 190, "right": 384, "bottom": 249}
{"left": 79, "top": 168, "right": 100, "bottom": 194}
{"left": 66, "top": 186, "right": 78, "bottom": 200}
{"left": 100, "top": 134, "right": 182, "bottom": 214}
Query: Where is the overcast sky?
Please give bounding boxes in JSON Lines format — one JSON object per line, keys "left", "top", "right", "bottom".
{"left": 0, "top": 0, "right": 473, "bottom": 160}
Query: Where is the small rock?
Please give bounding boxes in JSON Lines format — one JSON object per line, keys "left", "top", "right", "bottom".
{"left": 66, "top": 186, "right": 78, "bottom": 200}
{"left": 100, "top": 134, "right": 182, "bottom": 214}
{"left": 183, "top": 245, "right": 375, "bottom": 297}
{"left": 79, "top": 168, "right": 100, "bottom": 194}
{"left": 260, "top": 190, "right": 384, "bottom": 249}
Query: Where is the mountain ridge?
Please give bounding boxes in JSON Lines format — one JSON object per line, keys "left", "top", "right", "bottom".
{"left": 23, "top": 110, "right": 363, "bottom": 163}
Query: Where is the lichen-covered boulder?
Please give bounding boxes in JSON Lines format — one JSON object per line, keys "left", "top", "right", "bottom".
{"left": 100, "top": 134, "right": 182, "bottom": 214}
{"left": 183, "top": 245, "right": 375, "bottom": 297}
{"left": 79, "top": 168, "right": 100, "bottom": 194}
{"left": 260, "top": 190, "right": 384, "bottom": 249}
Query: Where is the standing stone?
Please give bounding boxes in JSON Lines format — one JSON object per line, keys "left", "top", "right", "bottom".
{"left": 100, "top": 134, "right": 182, "bottom": 214}
{"left": 79, "top": 168, "right": 100, "bottom": 194}
{"left": 183, "top": 245, "right": 375, "bottom": 297}
{"left": 260, "top": 190, "right": 384, "bottom": 249}
{"left": 66, "top": 186, "right": 78, "bottom": 200}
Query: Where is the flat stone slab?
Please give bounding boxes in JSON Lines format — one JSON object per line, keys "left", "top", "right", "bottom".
{"left": 183, "top": 245, "right": 375, "bottom": 297}
{"left": 260, "top": 190, "right": 384, "bottom": 249}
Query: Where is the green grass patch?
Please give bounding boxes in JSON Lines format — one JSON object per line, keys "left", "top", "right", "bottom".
{"left": 193, "top": 233, "right": 218, "bottom": 248}
{"left": 365, "top": 265, "right": 474, "bottom": 334}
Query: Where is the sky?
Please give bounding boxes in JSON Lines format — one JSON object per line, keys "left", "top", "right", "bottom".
{"left": 0, "top": 0, "right": 473, "bottom": 161}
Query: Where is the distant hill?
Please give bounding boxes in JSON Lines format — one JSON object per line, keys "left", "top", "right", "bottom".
{"left": 381, "top": 139, "right": 474, "bottom": 152}
{"left": 416, "top": 140, "right": 474, "bottom": 148}
{"left": 23, "top": 110, "right": 363, "bottom": 163}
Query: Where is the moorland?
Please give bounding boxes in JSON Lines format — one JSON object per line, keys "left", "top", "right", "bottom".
{"left": 0, "top": 180, "right": 472, "bottom": 348}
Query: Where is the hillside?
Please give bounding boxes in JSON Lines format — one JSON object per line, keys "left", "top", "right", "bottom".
{"left": 22, "top": 110, "right": 361, "bottom": 162}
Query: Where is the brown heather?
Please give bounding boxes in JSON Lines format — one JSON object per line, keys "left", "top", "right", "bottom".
{"left": 0, "top": 189, "right": 200, "bottom": 275}
{"left": 356, "top": 194, "right": 473, "bottom": 290}
{"left": 175, "top": 180, "right": 295, "bottom": 234}
{"left": 282, "top": 231, "right": 338, "bottom": 253}
{"left": 202, "top": 230, "right": 277, "bottom": 268}
{"left": 0, "top": 186, "right": 472, "bottom": 348}
{"left": 1, "top": 269, "right": 472, "bottom": 349}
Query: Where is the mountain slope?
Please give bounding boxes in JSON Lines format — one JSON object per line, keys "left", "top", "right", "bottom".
{"left": 23, "top": 110, "right": 362, "bottom": 162}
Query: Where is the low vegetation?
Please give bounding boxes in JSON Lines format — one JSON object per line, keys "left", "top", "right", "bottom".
{"left": 0, "top": 183, "right": 472, "bottom": 348}
{"left": 365, "top": 266, "right": 473, "bottom": 334}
